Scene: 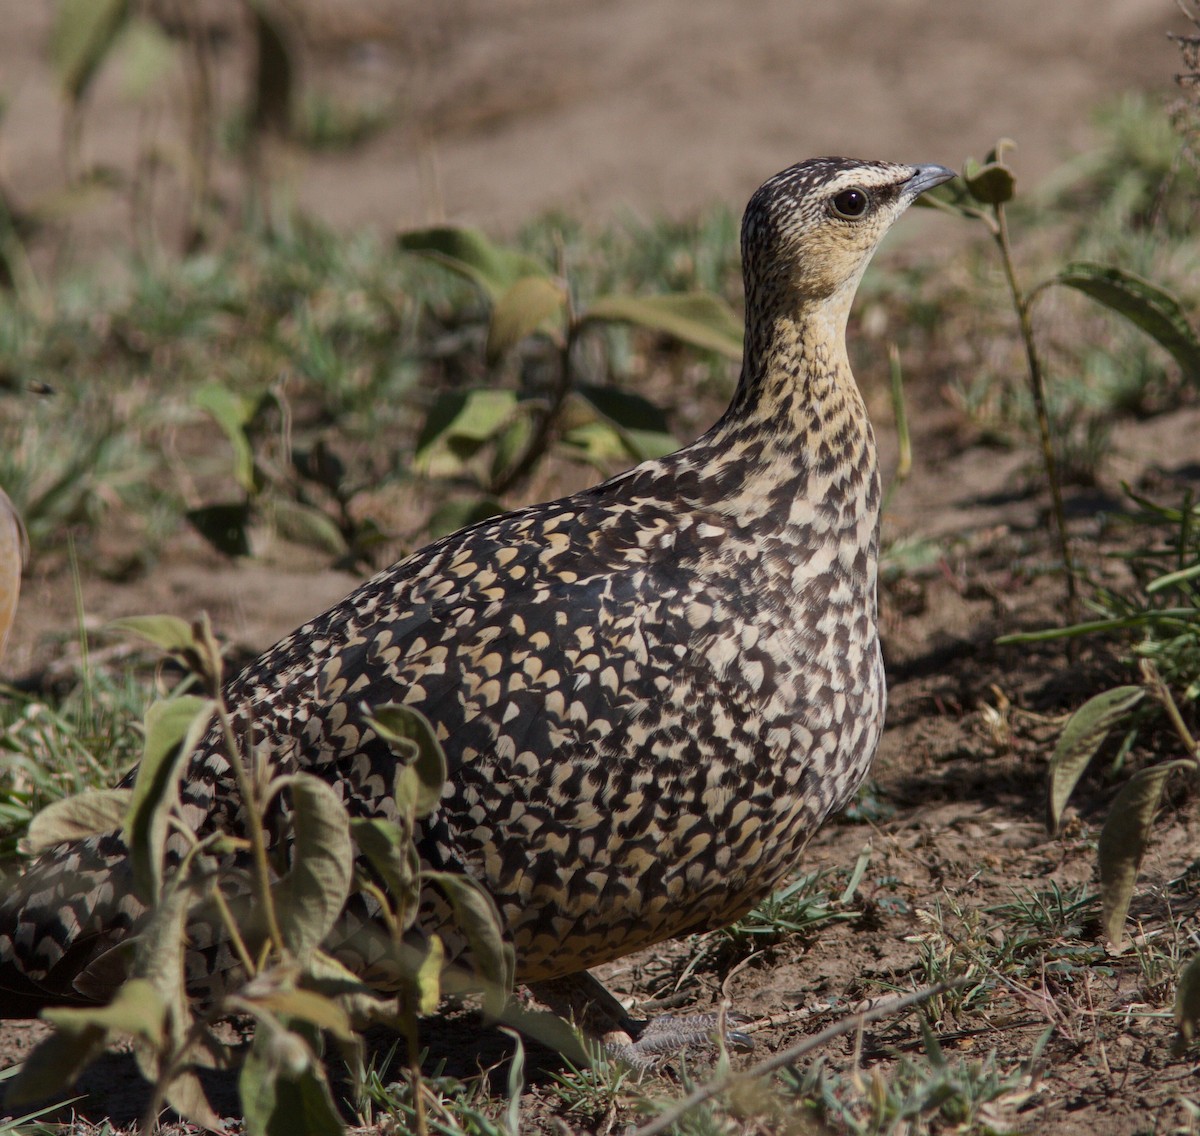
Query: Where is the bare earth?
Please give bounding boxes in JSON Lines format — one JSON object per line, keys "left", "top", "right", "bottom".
{"left": 2, "top": 2, "right": 1199, "bottom": 1133}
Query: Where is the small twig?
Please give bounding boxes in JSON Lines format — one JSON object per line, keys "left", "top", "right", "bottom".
{"left": 628, "top": 980, "right": 966, "bottom": 1136}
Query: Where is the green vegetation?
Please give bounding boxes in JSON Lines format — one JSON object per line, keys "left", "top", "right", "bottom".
{"left": 4, "top": 4, "right": 1200, "bottom": 1133}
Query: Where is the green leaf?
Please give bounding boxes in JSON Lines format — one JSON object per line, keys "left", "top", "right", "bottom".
{"left": 577, "top": 384, "right": 679, "bottom": 460}
{"left": 351, "top": 817, "right": 420, "bottom": 913}
{"left": 196, "top": 382, "right": 260, "bottom": 493}
{"left": 50, "top": 0, "right": 131, "bottom": 103}
{"left": 397, "top": 226, "right": 548, "bottom": 301}
{"left": 240, "top": 1024, "right": 343, "bottom": 1136}
{"left": 112, "top": 15, "right": 177, "bottom": 101}
{"left": 268, "top": 499, "right": 349, "bottom": 557}
{"left": 366, "top": 704, "right": 448, "bottom": 819}
{"left": 962, "top": 144, "right": 1017, "bottom": 206}
{"left": 187, "top": 502, "right": 254, "bottom": 557}
{"left": 414, "top": 390, "right": 520, "bottom": 478}
{"left": 125, "top": 695, "right": 216, "bottom": 899}
{"left": 246, "top": 988, "right": 355, "bottom": 1042}
{"left": 5, "top": 1025, "right": 107, "bottom": 1107}
{"left": 1047, "top": 685, "right": 1145, "bottom": 833}
{"left": 164, "top": 1070, "right": 228, "bottom": 1134}
{"left": 486, "top": 275, "right": 567, "bottom": 361}
{"left": 583, "top": 291, "right": 744, "bottom": 359}
{"left": 1098, "top": 759, "right": 1191, "bottom": 947}
{"left": 425, "top": 870, "right": 514, "bottom": 1018}
{"left": 110, "top": 614, "right": 198, "bottom": 655}
{"left": 42, "top": 978, "right": 166, "bottom": 1046}
{"left": 26, "top": 789, "right": 131, "bottom": 852}
{"left": 1051, "top": 263, "right": 1200, "bottom": 383}
{"left": 1175, "top": 952, "right": 1200, "bottom": 1049}
{"left": 414, "top": 934, "right": 444, "bottom": 1015}
{"left": 271, "top": 774, "right": 354, "bottom": 959}
{"left": 560, "top": 420, "right": 631, "bottom": 467}
{"left": 302, "top": 949, "right": 400, "bottom": 1027}
{"left": 491, "top": 413, "right": 536, "bottom": 485}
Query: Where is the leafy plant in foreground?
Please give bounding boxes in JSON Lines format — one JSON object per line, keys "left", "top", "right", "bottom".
{"left": 4, "top": 615, "right": 512, "bottom": 1136}
{"left": 921, "top": 140, "right": 1200, "bottom": 620}
{"left": 397, "top": 225, "right": 743, "bottom": 534}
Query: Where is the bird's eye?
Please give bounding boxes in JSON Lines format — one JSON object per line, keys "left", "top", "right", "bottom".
{"left": 831, "top": 188, "right": 870, "bottom": 219}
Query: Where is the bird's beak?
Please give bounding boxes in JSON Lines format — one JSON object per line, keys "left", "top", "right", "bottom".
{"left": 903, "top": 164, "right": 957, "bottom": 200}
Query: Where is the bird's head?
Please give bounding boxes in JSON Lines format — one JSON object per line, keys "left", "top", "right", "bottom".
{"left": 741, "top": 158, "right": 955, "bottom": 333}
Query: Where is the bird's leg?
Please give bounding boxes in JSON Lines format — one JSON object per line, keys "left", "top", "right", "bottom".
{"left": 527, "top": 971, "right": 752, "bottom": 1068}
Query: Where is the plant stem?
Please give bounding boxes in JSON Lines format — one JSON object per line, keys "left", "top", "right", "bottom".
{"left": 992, "top": 203, "right": 1078, "bottom": 620}
{"left": 216, "top": 696, "right": 287, "bottom": 954}
{"left": 490, "top": 321, "right": 578, "bottom": 497}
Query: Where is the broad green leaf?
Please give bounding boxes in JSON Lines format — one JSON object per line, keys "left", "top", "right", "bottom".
{"left": 246, "top": 988, "right": 355, "bottom": 1041}
{"left": 963, "top": 163, "right": 1015, "bottom": 206}
{"left": 268, "top": 499, "right": 348, "bottom": 557}
{"left": 491, "top": 412, "right": 536, "bottom": 485}
{"left": 1098, "top": 759, "right": 1191, "bottom": 947}
{"left": 561, "top": 420, "right": 632, "bottom": 467}
{"left": 110, "top": 614, "right": 198, "bottom": 655}
{"left": 130, "top": 864, "right": 208, "bottom": 1079}
{"left": 414, "top": 389, "right": 520, "bottom": 478}
{"left": 43, "top": 979, "right": 165, "bottom": 1046}
{"left": 196, "top": 382, "right": 259, "bottom": 493}
{"left": 426, "top": 495, "right": 505, "bottom": 540}
{"left": 27, "top": 789, "right": 131, "bottom": 852}
{"left": 302, "top": 948, "right": 400, "bottom": 1026}
{"left": 112, "top": 15, "right": 177, "bottom": 101}
{"left": 962, "top": 144, "right": 1017, "bottom": 206}
{"left": 164, "top": 1069, "right": 227, "bottom": 1134}
{"left": 351, "top": 817, "right": 420, "bottom": 914}
{"left": 577, "top": 383, "right": 679, "bottom": 460}
{"left": 397, "top": 226, "right": 548, "bottom": 301}
{"left": 367, "top": 704, "right": 448, "bottom": 819}
{"left": 125, "top": 695, "right": 216, "bottom": 899}
{"left": 1052, "top": 263, "right": 1200, "bottom": 383}
{"left": 486, "top": 275, "right": 567, "bottom": 361}
{"left": 4, "top": 1025, "right": 107, "bottom": 1107}
{"left": 240, "top": 1025, "right": 343, "bottom": 1136}
{"left": 426, "top": 870, "right": 514, "bottom": 1017}
{"left": 1176, "top": 952, "right": 1200, "bottom": 1048}
{"left": 1047, "top": 686, "right": 1145, "bottom": 833}
{"left": 50, "top": 0, "right": 131, "bottom": 103}
{"left": 583, "top": 291, "right": 744, "bottom": 360}
{"left": 272, "top": 774, "right": 354, "bottom": 958}
{"left": 187, "top": 502, "right": 254, "bottom": 558}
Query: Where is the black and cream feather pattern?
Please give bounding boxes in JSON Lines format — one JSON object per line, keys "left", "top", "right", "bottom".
{"left": 0, "top": 157, "right": 954, "bottom": 1015}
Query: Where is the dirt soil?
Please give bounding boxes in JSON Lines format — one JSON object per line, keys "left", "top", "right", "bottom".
{"left": 2, "top": 2, "right": 1200, "bottom": 1133}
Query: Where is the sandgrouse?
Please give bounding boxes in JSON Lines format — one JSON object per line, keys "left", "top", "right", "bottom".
{"left": 0, "top": 158, "right": 954, "bottom": 1056}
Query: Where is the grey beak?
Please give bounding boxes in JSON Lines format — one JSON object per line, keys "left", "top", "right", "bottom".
{"left": 904, "top": 163, "right": 957, "bottom": 199}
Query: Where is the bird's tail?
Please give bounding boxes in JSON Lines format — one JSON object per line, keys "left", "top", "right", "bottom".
{"left": 0, "top": 832, "right": 146, "bottom": 1018}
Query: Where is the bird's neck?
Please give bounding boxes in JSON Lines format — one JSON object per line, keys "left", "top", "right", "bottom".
{"left": 680, "top": 308, "right": 881, "bottom": 538}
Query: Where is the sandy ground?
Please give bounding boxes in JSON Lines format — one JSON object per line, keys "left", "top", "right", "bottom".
{"left": 2, "top": 3, "right": 1200, "bottom": 1133}
{"left": 0, "top": 0, "right": 1186, "bottom": 237}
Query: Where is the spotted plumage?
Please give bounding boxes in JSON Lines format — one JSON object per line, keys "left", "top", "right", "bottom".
{"left": 0, "top": 157, "right": 954, "bottom": 1024}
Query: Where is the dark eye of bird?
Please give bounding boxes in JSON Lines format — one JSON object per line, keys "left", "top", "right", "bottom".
{"left": 831, "top": 188, "right": 870, "bottom": 219}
